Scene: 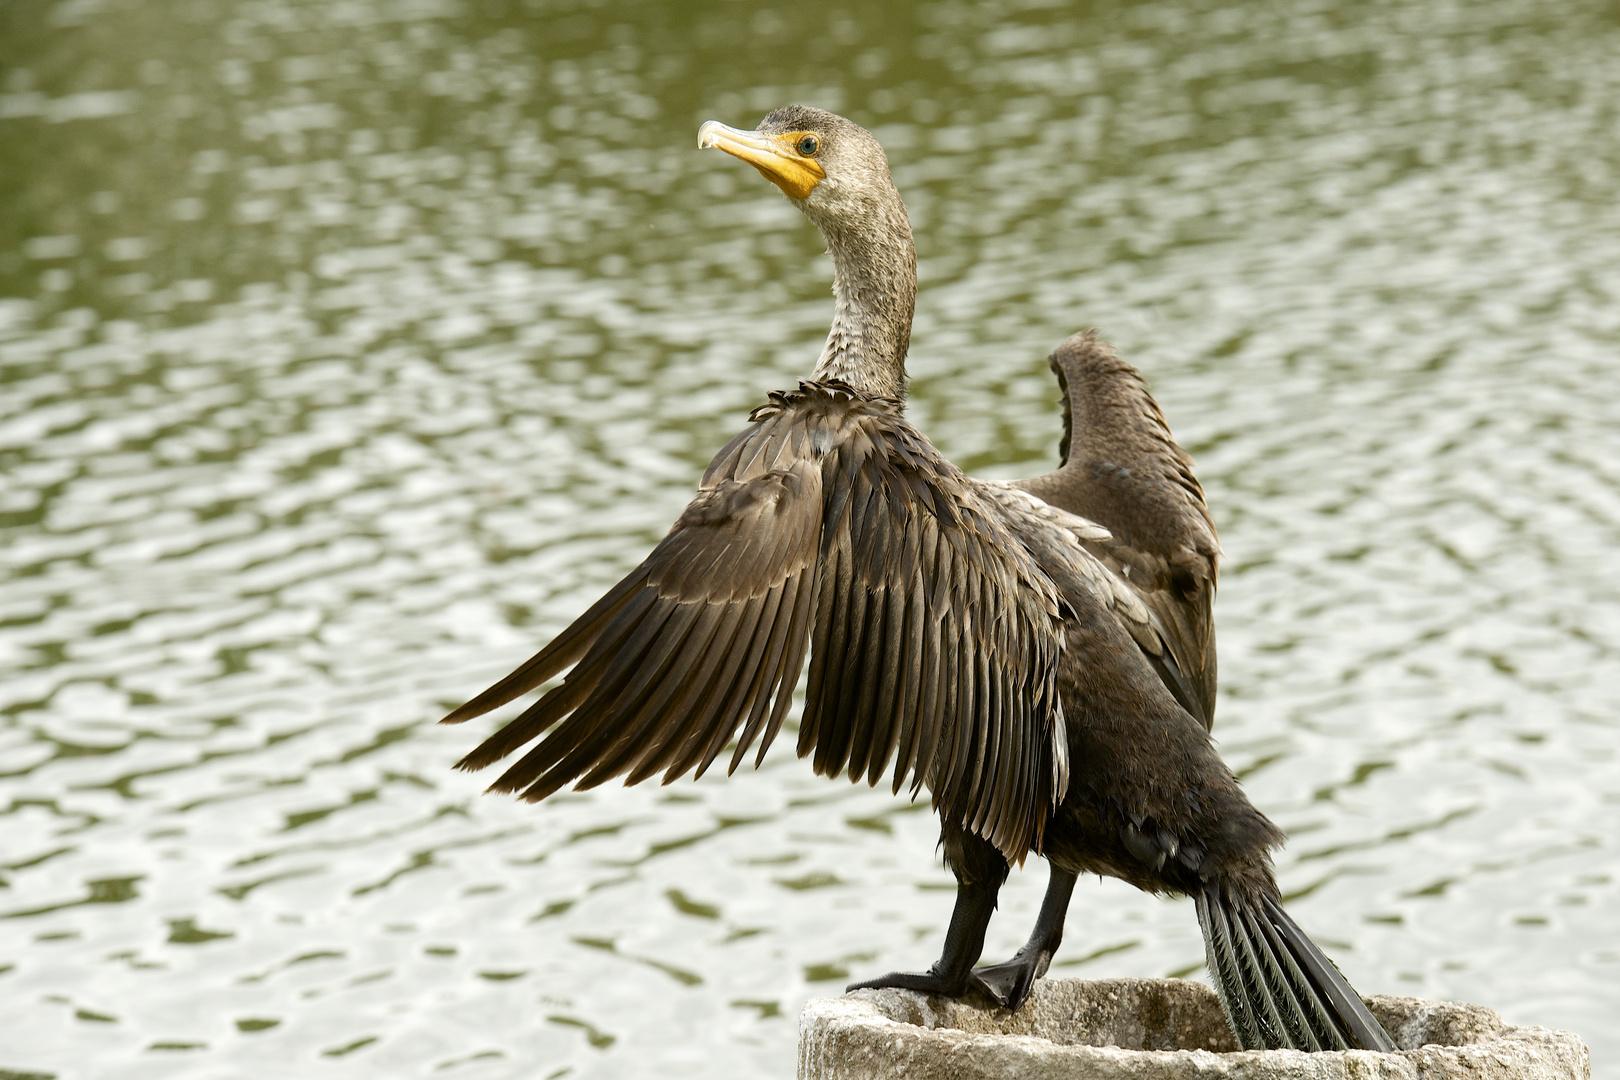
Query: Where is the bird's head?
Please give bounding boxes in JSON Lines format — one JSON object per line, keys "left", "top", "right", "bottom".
{"left": 698, "top": 105, "right": 900, "bottom": 232}
{"left": 698, "top": 105, "right": 915, "bottom": 396}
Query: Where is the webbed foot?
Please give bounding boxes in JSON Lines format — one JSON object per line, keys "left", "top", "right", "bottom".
{"left": 972, "top": 947, "right": 1052, "bottom": 1010}
{"left": 971, "top": 865, "right": 1077, "bottom": 1011}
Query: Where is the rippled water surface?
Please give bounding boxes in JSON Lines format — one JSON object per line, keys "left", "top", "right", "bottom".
{"left": 3, "top": 0, "right": 1618, "bottom": 1076}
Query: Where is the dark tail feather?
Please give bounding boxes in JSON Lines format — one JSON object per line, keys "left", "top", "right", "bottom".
{"left": 1195, "top": 884, "right": 1394, "bottom": 1052}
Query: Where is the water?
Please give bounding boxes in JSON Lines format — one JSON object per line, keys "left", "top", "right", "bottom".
{"left": 2, "top": 0, "right": 1617, "bottom": 1076}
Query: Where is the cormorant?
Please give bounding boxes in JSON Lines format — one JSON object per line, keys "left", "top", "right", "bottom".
{"left": 442, "top": 106, "right": 1394, "bottom": 1052}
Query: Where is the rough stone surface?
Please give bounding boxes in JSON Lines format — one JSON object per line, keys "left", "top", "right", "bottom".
{"left": 797, "top": 978, "right": 1590, "bottom": 1080}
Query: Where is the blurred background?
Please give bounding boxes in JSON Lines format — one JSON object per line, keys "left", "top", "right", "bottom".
{"left": 1, "top": 0, "right": 1617, "bottom": 1077}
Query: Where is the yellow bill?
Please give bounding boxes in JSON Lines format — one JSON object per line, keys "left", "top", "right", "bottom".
{"left": 698, "top": 120, "right": 826, "bottom": 200}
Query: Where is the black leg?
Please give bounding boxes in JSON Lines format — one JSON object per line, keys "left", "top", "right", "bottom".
{"left": 847, "top": 821, "right": 1008, "bottom": 998}
{"left": 974, "top": 864, "right": 1078, "bottom": 1010}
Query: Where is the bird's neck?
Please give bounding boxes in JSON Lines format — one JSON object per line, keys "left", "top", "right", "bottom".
{"left": 810, "top": 202, "right": 916, "bottom": 401}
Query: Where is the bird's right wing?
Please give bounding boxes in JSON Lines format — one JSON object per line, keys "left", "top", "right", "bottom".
{"left": 443, "top": 382, "right": 1070, "bottom": 862}
{"left": 442, "top": 419, "right": 824, "bottom": 796}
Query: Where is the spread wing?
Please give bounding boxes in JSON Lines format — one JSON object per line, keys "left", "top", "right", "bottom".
{"left": 1015, "top": 331, "right": 1220, "bottom": 728}
{"left": 443, "top": 382, "right": 1070, "bottom": 861}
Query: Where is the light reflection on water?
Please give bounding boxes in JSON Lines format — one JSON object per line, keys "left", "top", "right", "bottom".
{"left": 1, "top": 0, "right": 1617, "bottom": 1077}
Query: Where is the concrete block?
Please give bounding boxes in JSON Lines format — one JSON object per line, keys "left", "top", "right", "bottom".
{"left": 798, "top": 978, "right": 1589, "bottom": 1080}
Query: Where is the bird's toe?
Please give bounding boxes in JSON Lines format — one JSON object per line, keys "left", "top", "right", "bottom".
{"left": 846, "top": 968, "right": 976, "bottom": 998}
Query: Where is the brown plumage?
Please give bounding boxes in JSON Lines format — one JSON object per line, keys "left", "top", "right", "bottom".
{"left": 442, "top": 105, "right": 1392, "bottom": 1053}
{"left": 446, "top": 382, "right": 1069, "bottom": 861}
{"left": 1017, "top": 330, "right": 1220, "bottom": 728}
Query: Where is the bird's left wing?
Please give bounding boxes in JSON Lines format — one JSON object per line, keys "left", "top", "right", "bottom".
{"left": 1015, "top": 332, "right": 1220, "bottom": 727}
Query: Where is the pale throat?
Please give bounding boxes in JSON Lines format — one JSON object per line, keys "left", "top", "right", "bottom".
{"left": 807, "top": 204, "right": 916, "bottom": 401}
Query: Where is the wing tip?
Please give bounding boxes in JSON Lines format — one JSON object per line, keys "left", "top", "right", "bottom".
{"left": 1047, "top": 327, "right": 1119, "bottom": 374}
{"left": 453, "top": 752, "right": 490, "bottom": 773}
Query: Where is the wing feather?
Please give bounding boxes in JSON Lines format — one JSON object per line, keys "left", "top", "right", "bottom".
{"left": 1014, "top": 331, "right": 1220, "bottom": 727}
{"left": 445, "top": 383, "right": 1068, "bottom": 861}
{"left": 576, "top": 605, "right": 722, "bottom": 788}
{"left": 688, "top": 582, "right": 778, "bottom": 779}
{"left": 815, "top": 533, "right": 866, "bottom": 778}
{"left": 625, "top": 605, "right": 740, "bottom": 784}
{"left": 942, "top": 613, "right": 976, "bottom": 824}
{"left": 866, "top": 579, "right": 908, "bottom": 785}
{"left": 651, "top": 610, "right": 754, "bottom": 783}
{"left": 464, "top": 588, "right": 678, "bottom": 780}
{"left": 910, "top": 572, "right": 945, "bottom": 799}
{"left": 801, "top": 530, "right": 849, "bottom": 762}
{"left": 844, "top": 577, "right": 887, "bottom": 782}
{"left": 752, "top": 562, "right": 816, "bottom": 766}
{"left": 512, "top": 604, "right": 710, "bottom": 797}
{"left": 440, "top": 572, "right": 646, "bottom": 727}
{"left": 888, "top": 566, "right": 927, "bottom": 795}
{"left": 728, "top": 570, "right": 804, "bottom": 772}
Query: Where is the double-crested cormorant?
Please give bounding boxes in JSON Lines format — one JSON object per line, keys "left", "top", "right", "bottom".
{"left": 443, "top": 106, "right": 1394, "bottom": 1052}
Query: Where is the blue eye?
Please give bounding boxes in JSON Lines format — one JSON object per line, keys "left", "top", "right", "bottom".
{"left": 797, "top": 134, "right": 819, "bottom": 156}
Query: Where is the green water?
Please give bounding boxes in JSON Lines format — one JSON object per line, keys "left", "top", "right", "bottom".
{"left": 2, "top": 0, "right": 1618, "bottom": 1077}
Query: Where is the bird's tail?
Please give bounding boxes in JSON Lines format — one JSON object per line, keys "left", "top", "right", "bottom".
{"left": 1195, "top": 883, "right": 1395, "bottom": 1051}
